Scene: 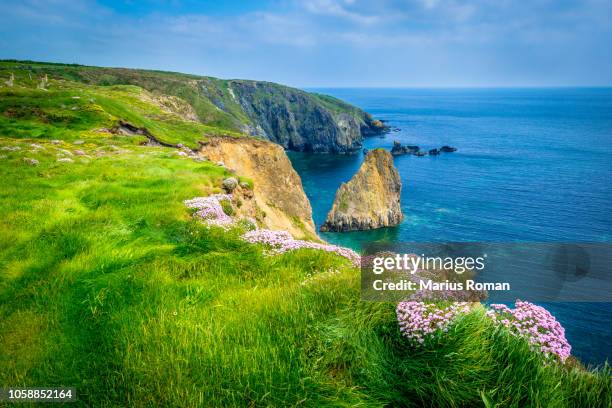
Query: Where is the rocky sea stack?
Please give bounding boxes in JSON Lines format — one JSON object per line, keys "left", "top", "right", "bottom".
{"left": 320, "top": 149, "right": 403, "bottom": 232}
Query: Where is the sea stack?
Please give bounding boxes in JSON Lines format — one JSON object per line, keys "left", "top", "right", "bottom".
{"left": 320, "top": 149, "right": 403, "bottom": 232}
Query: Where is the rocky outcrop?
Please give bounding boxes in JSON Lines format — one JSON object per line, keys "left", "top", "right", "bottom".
{"left": 321, "top": 149, "right": 403, "bottom": 232}
{"left": 199, "top": 137, "right": 317, "bottom": 240}
{"left": 224, "top": 81, "right": 387, "bottom": 153}
{"left": 391, "top": 140, "right": 458, "bottom": 157}
{"left": 391, "top": 140, "right": 420, "bottom": 156}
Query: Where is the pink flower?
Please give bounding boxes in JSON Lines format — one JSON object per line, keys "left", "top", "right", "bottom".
{"left": 241, "top": 228, "right": 360, "bottom": 266}
{"left": 487, "top": 300, "right": 571, "bottom": 362}
{"left": 396, "top": 301, "right": 471, "bottom": 345}
{"left": 184, "top": 195, "right": 234, "bottom": 228}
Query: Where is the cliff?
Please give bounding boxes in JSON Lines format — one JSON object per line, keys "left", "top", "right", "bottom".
{"left": 199, "top": 137, "right": 318, "bottom": 240}
{"left": 321, "top": 149, "right": 403, "bottom": 232}
{"left": 226, "top": 81, "right": 385, "bottom": 152}
{"left": 1, "top": 60, "right": 387, "bottom": 153}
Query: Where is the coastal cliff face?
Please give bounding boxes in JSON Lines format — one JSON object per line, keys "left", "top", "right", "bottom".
{"left": 199, "top": 137, "right": 317, "bottom": 240}
{"left": 18, "top": 61, "right": 386, "bottom": 153}
{"left": 321, "top": 149, "right": 403, "bottom": 232}
{"left": 225, "top": 81, "right": 385, "bottom": 153}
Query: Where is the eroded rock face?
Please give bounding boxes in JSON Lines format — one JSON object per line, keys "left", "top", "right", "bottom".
{"left": 199, "top": 137, "right": 317, "bottom": 240}
{"left": 225, "top": 81, "right": 388, "bottom": 153}
{"left": 321, "top": 149, "right": 403, "bottom": 232}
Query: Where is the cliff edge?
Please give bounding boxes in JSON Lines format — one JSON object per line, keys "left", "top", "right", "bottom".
{"left": 321, "top": 149, "right": 403, "bottom": 232}
{"left": 199, "top": 137, "right": 318, "bottom": 240}
{"left": 3, "top": 61, "right": 387, "bottom": 153}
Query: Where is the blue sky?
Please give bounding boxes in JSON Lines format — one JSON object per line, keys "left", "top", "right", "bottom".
{"left": 0, "top": 0, "right": 610, "bottom": 87}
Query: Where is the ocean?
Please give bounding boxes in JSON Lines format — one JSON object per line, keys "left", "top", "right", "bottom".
{"left": 288, "top": 88, "right": 612, "bottom": 367}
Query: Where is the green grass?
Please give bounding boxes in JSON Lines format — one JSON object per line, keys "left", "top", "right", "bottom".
{"left": 0, "top": 63, "right": 610, "bottom": 407}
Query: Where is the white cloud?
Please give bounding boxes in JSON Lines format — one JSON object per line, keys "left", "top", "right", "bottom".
{"left": 0, "top": 0, "right": 610, "bottom": 86}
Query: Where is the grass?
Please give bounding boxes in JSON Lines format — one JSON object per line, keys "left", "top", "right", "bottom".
{"left": 0, "top": 63, "right": 610, "bottom": 407}
{"left": 0, "top": 77, "right": 241, "bottom": 149}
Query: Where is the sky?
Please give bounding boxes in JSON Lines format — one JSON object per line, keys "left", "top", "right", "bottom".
{"left": 0, "top": 0, "right": 611, "bottom": 87}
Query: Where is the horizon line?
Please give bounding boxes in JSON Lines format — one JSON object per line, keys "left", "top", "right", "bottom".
{"left": 2, "top": 58, "right": 612, "bottom": 90}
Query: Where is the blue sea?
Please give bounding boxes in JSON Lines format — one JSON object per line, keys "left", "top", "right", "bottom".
{"left": 289, "top": 88, "right": 612, "bottom": 367}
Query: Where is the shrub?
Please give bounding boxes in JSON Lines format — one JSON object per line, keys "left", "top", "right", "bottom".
{"left": 220, "top": 199, "right": 234, "bottom": 216}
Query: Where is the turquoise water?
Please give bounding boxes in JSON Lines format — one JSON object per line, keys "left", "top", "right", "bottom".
{"left": 289, "top": 88, "right": 612, "bottom": 366}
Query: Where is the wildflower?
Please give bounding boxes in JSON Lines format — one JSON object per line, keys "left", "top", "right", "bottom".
{"left": 184, "top": 196, "right": 361, "bottom": 266}
{"left": 487, "top": 300, "right": 571, "bottom": 362}
{"left": 184, "top": 195, "right": 234, "bottom": 229}
{"left": 396, "top": 301, "right": 471, "bottom": 345}
{"left": 241, "top": 229, "right": 360, "bottom": 266}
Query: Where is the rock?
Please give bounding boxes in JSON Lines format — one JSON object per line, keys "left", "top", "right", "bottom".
{"left": 320, "top": 149, "right": 403, "bottom": 232}
{"left": 239, "top": 181, "right": 250, "bottom": 189}
{"left": 23, "top": 158, "right": 39, "bottom": 166}
{"left": 225, "top": 80, "right": 388, "bottom": 153}
{"left": 429, "top": 148, "right": 440, "bottom": 156}
{"left": 414, "top": 151, "right": 427, "bottom": 157}
{"left": 57, "top": 158, "right": 74, "bottom": 163}
{"left": 391, "top": 141, "right": 420, "bottom": 156}
{"left": 51, "top": 140, "right": 61, "bottom": 145}
{"left": 390, "top": 140, "right": 404, "bottom": 155}
{"left": 58, "top": 149, "right": 73, "bottom": 156}
{"left": 74, "top": 150, "right": 86, "bottom": 156}
{"left": 222, "top": 177, "right": 239, "bottom": 192}
{"left": 440, "top": 145, "right": 457, "bottom": 153}
{"left": 363, "top": 148, "right": 369, "bottom": 155}
{"left": 73, "top": 140, "right": 85, "bottom": 145}
{"left": 200, "top": 137, "right": 317, "bottom": 240}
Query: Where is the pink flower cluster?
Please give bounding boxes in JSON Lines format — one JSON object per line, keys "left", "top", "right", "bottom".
{"left": 396, "top": 301, "right": 471, "bottom": 344}
{"left": 396, "top": 299, "right": 571, "bottom": 363}
{"left": 486, "top": 300, "right": 571, "bottom": 362}
{"left": 241, "top": 229, "right": 360, "bottom": 266}
{"left": 184, "top": 195, "right": 233, "bottom": 228}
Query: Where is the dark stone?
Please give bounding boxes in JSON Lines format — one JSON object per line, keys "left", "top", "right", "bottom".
{"left": 391, "top": 141, "right": 421, "bottom": 156}
{"left": 429, "top": 148, "right": 440, "bottom": 155}
{"left": 440, "top": 145, "right": 457, "bottom": 153}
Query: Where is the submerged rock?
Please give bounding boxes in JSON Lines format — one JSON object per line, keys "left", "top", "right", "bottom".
{"left": 440, "top": 145, "right": 457, "bottom": 153}
{"left": 321, "top": 149, "right": 403, "bottom": 232}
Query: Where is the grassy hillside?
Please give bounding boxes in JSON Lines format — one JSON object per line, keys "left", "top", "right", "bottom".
{"left": 0, "top": 66, "right": 610, "bottom": 406}
{"left": 0, "top": 60, "right": 385, "bottom": 153}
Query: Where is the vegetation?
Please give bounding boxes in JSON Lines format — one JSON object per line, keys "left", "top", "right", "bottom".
{"left": 0, "top": 61, "right": 610, "bottom": 407}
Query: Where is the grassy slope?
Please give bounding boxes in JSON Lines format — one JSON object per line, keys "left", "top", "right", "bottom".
{"left": 0, "top": 68, "right": 610, "bottom": 407}
{"left": 1, "top": 60, "right": 250, "bottom": 132}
